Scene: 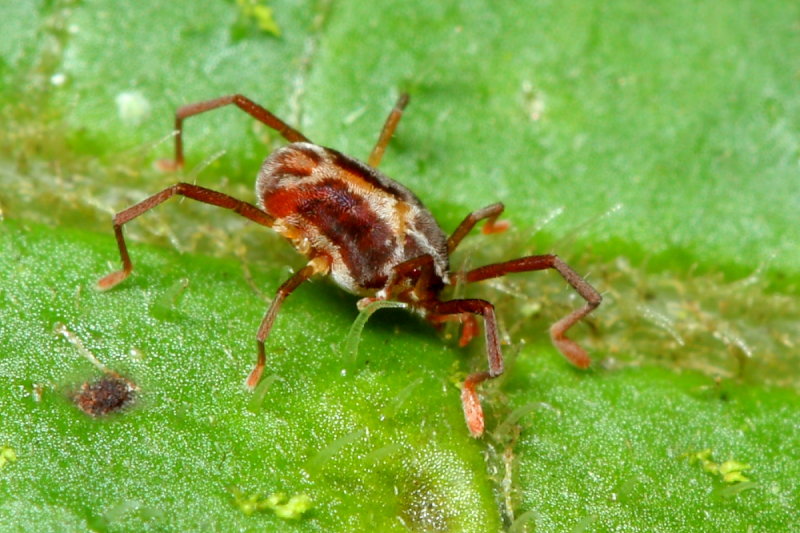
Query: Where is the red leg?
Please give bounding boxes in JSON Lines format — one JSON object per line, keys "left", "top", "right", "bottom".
{"left": 247, "top": 257, "right": 329, "bottom": 388}
{"left": 458, "top": 314, "right": 479, "bottom": 347}
{"left": 447, "top": 203, "right": 509, "bottom": 253}
{"left": 425, "top": 298, "right": 502, "bottom": 437}
{"left": 97, "top": 183, "right": 274, "bottom": 290}
{"left": 428, "top": 313, "right": 479, "bottom": 347}
{"left": 463, "top": 254, "right": 601, "bottom": 368}
{"left": 162, "top": 94, "right": 311, "bottom": 170}
{"left": 367, "top": 93, "right": 410, "bottom": 168}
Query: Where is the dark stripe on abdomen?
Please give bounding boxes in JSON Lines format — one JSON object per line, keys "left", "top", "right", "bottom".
{"left": 297, "top": 179, "right": 395, "bottom": 289}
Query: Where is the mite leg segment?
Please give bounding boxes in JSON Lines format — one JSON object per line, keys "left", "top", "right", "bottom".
{"left": 464, "top": 254, "right": 602, "bottom": 368}
{"left": 428, "top": 313, "right": 480, "bottom": 347}
{"left": 367, "top": 93, "right": 410, "bottom": 168}
{"left": 247, "top": 257, "right": 330, "bottom": 389}
{"left": 447, "top": 203, "right": 508, "bottom": 253}
{"left": 426, "top": 298, "right": 503, "bottom": 438}
{"left": 164, "top": 94, "right": 310, "bottom": 169}
{"left": 97, "top": 183, "right": 275, "bottom": 290}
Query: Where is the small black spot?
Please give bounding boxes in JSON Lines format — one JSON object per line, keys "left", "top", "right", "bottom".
{"left": 74, "top": 376, "right": 136, "bottom": 416}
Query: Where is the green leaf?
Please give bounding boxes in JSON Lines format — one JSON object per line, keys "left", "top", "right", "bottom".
{"left": 1, "top": 0, "right": 798, "bottom": 530}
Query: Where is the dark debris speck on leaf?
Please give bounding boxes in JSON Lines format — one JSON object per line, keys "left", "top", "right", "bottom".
{"left": 73, "top": 376, "right": 136, "bottom": 416}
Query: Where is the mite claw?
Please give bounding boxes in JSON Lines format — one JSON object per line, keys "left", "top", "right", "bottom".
{"left": 461, "top": 383, "right": 485, "bottom": 438}
{"left": 245, "top": 364, "right": 264, "bottom": 390}
{"left": 96, "top": 270, "right": 129, "bottom": 291}
{"left": 458, "top": 315, "right": 478, "bottom": 347}
{"left": 481, "top": 219, "right": 510, "bottom": 235}
{"left": 550, "top": 332, "right": 591, "bottom": 369}
{"left": 156, "top": 159, "right": 182, "bottom": 172}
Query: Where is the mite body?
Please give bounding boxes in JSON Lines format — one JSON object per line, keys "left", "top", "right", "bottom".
{"left": 259, "top": 142, "right": 449, "bottom": 296}
{"left": 98, "top": 93, "right": 601, "bottom": 437}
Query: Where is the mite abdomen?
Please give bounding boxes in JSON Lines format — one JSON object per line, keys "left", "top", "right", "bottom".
{"left": 257, "top": 143, "right": 448, "bottom": 293}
